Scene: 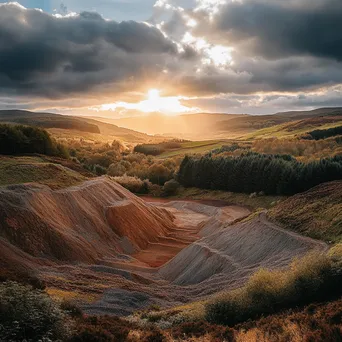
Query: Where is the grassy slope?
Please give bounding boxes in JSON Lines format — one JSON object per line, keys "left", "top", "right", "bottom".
{"left": 172, "top": 187, "right": 285, "bottom": 210}
{"left": 269, "top": 181, "right": 342, "bottom": 243}
{"left": 0, "top": 156, "right": 88, "bottom": 190}
{"left": 0, "top": 110, "right": 161, "bottom": 144}
{"left": 245, "top": 118, "right": 342, "bottom": 139}
{"left": 157, "top": 140, "right": 228, "bottom": 158}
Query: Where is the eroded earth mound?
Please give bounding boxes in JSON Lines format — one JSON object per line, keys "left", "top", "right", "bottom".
{"left": 0, "top": 178, "right": 328, "bottom": 315}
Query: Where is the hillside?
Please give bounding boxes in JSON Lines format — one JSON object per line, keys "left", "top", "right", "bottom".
{"left": 92, "top": 107, "right": 342, "bottom": 140}
{"left": 245, "top": 115, "right": 342, "bottom": 139}
{"left": 0, "top": 156, "right": 88, "bottom": 190}
{"left": 91, "top": 113, "right": 246, "bottom": 139}
{"left": 269, "top": 181, "right": 342, "bottom": 243}
{"left": 0, "top": 110, "right": 158, "bottom": 144}
{"left": 0, "top": 178, "right": 175, "bottom": 267}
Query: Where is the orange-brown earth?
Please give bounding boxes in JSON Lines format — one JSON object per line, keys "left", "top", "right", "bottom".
{"left": 0, "top": 177, "right": 328, "bottom": 315}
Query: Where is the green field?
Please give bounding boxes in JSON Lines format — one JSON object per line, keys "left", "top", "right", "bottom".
{"left": 157, "top": 140, "right": 228, "bottom": 158}
{"left": 245, "top": 119, "right": 342, "bottom": 139}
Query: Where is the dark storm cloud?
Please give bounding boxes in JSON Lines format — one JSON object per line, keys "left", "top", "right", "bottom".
{"left": 203, "top": 0, "right": 342, "bottom": 61}
{"left": 0, "top": 3, "right": 189, "bottom": 98}
{"left": 2, "top": 0, "right": 342, "bottom": 113}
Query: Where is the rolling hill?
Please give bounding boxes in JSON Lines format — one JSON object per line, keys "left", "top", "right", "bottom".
{"left": 91, "top": 107, "right": 342, "bottom": 140}
{"left": 0, "top": 110, "right": 160, "bottom": 144}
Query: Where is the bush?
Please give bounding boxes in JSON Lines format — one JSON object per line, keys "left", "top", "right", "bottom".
{"left": 141, "top": 328, "right": 166, "bottom": 342}
{"left": 111, "top": 175, "right": 151, "bottom": 194}
{"left": 163, "top": 179, "right": 180, "bottom": 196}
{"left": 235, "top": 299, "right": 342, "bottom": 341}
{"left": 94, "top": 164, "right": 107, "bottom": 176}
{"left": 0, "top": 281, "right": 68, "bottom": 341}
{"left": 205, "top": 253, "right": 341, "bottom": 326}
{"left": 69, "top": 316, "right": 130, "bottom": 342}
{"left": 107, "top": 162, "right": 129, "bottom": 177}
{"left": 134, "top": 144, "right": 165, "bottom": 156}
{"left": 171, "top": 321, "right": 235, "bottom": 340}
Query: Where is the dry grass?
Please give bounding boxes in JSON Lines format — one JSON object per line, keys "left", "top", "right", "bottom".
{"left": 0, "top": 156, "right": 87, "bottom": 189}
{"left": 269, "top": 181, "right": 342, "bottom": 243}
{"left": 172, "top": 187, "right": 284, "bottom": 210}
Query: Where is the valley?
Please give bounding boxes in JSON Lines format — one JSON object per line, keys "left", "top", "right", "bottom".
{"left": 0, "top": 176, "right": 329, "bottom": 318}
{"left": 0, "top": 108, "right": 341, "bottom": 341}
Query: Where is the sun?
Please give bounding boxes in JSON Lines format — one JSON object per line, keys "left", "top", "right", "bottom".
{"left": 95, "top": 88, "right": 199, "bottom": 115}
{"left": 147, "top": 89, "right": 160, "bottom": 102}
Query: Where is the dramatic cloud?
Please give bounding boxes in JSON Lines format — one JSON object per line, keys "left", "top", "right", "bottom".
{"left": 1, "top": 0, "right": 342, "bottom": 114}
{"left": 0, "top": 2, "right": 194, "bottom": 98}
{"left": 206, "top": 0, "right": 342, "bottom": 61}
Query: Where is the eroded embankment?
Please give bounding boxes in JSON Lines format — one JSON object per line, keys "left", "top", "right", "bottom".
{"left": 0, "top": 177, "right": 175, "bottom": 271}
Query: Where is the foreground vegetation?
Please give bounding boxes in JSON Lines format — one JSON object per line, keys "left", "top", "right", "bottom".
{"left": 1, "top": 249, "right": 341, "bottom": 341}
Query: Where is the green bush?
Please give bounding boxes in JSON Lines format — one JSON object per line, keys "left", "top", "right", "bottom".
{"left": 205, "top": 253, "right": 341, "bottom": 326}
{"left": 0, "top": 281, "right": 68, "bottom": 341}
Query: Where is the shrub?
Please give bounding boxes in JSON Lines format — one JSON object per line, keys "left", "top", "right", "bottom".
{"left": 235, "top": 299, "right": 342, "bottom": 342}
{"left": 94, "top": 164, "right": 107, "bottom": 175}
{"left": 134, "top": 144, "right": 165, "bottom": 156}
{"left": 69, "top": 316, "right": 130, "bottom": 342}
{"left": 112, "top": 175, "right": 151, "bottom": 194}
{"left": 107, "top": 162, "right": 128, "bottom": 177}
{"left": 0, "top": 281, "right": 68, "bottom": 341}
{"left": 205, "top": 253, "right": 341, "bottom": 326}
{"left": 60, "top": 300, "right": 83, "bottom": 318}
{"left": 163, "top": 179, "right": 180, "bottom": 196}
{"left": 171, "top": 321, "right": 235, "bottom": 340}
{"left": 141, "top": 328, "right": 166, "bottom": 342}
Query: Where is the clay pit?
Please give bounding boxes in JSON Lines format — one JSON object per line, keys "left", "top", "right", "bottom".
{"left": 0, "top": 177, "right": 327, "bottom": 316}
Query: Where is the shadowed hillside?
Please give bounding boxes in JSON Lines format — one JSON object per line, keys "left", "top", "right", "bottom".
{"left": 269, "top": 181, "right": 342, "bottom": 243}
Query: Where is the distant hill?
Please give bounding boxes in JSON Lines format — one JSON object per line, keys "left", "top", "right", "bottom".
{"left": 90, "top": 113, "right": 246, "bottom": 139}
{"left": 275, "top": 107, "right": 342, "bottom": 118}
{"left": 91, "top": 108, "right": 342, "bottom": 139}
{"left": 0, "top": 110, "right": 101, "bottom": 134}
{"left": 3, "top": 107, "right": 342, "bottom": 142}
{"left": 0, "top": 110, "right": 158, "bottom": 143}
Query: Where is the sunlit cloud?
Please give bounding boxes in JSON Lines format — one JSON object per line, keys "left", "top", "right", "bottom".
{"left": 90, "top": 89, "right": 200, "bottom": 115}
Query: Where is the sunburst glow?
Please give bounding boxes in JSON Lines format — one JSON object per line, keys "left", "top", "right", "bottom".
{"left": 92, "top": 89, "right": 199, "bottom": 115}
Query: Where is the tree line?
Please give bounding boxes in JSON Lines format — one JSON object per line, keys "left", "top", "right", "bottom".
{"left": 0, "top": 124, "right": 68, "bottom": 158}
{"left": 178, "top": 152, "right": 342, "bottom": 195}
{"left": 305, "top": 126, "right": 342, "bottom": 140}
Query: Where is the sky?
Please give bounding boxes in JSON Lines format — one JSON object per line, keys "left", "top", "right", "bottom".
{"left": 1, "top": 0, "right": 342, "bottom": 116}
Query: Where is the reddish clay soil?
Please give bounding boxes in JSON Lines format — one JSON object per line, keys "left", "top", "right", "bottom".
{"left": 0, "top": 178, "right": 328, "bottom": 316}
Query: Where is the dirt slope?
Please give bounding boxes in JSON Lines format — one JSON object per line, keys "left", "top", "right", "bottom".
{"left": 0, "top": 177, "right": 174, "bottom": 265}
{"left": 159, "top": 212, "right": 327, "bottom": 286}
